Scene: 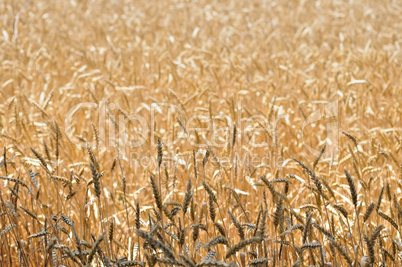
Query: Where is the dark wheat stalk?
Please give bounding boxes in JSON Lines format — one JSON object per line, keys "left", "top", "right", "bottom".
{"left": 150, "top": 175, "right": 163, "bottom": 214}
{"left": 136, "top": 202, "right": 141, "bottom": 261}
{"left": 363, "top": 202, "right": 375, "bottom": 223}
{"left": 330, "top": 239, "right": 353, "bottom": 266}
{"left": 344, "top": 169, "right": 363, "bottom": 257}
{"left": 202, "top": 179, "right": 227, "bottom": 235}
{"left": 108, "top": 220, "right": 114, "bottom": 258}
{"left": 228, "top": 210, "right": 245, "bottom": 240}
{"left": 231, "top": 188, "right": 250, "bottom": 223}
{"left": 156, "top": 138, "right": 166, "bottom": 238}
{"left": 225, "top": 236, "right": 263, "bottom": 259}
{"left": 363, "top": 234, "right": 375, "bottom": 266}
{"left": 273, "top": 196, "right": 283, "bottom": 265}
{"left": 311, "top": 145, "right": 336, "bottom": 239}
{"left": 313, "top": 144, "right": 326, "bottom": 171}
{"left": 89, "top": 162, "right": 111, "bottom": 258}
{"left": 3, "top": 147, "right": 8, "bottom": 175}
{"left": 230, "top": 124, "right": 237, "bottom": 186}
{"left": 137, "top": 229, "right": 175, "bottom": 260}
{"left": 117, "top": 152, "right": 130, "bottom": 245}
{"left": 86, "top": 232, "right": 105, "bottom": 266}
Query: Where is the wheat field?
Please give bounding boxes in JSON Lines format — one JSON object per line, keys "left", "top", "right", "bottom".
{"left": 1, "top": 0, "right": 402, "bottom": 266}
